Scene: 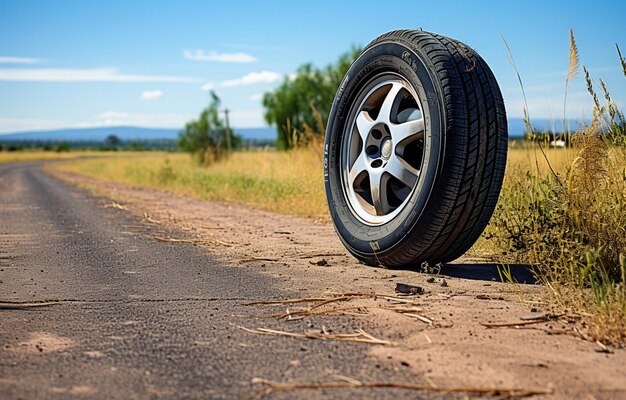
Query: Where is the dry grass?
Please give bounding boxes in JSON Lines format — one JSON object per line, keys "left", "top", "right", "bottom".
{"left": 0, "top": 150, "right": 108, "bottom": 163}
{"left": 247, "top": 377, "right": 552, "bottom": 399}
{"left": 48, "top": 144, "right": 572, "bottom": 221}
{"left": 491, "top": 30, "right": 626, "bottom": 345}
{"left": 484, "top": 139, "right": 626, "bottom": 344}
{"left": 54, "top": 148, "right": 327, "bottom": 219}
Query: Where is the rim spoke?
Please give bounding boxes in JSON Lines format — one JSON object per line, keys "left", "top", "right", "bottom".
{"left": 392, "top": 118, "right": 424, "bottom": 144}
{"left": 369, "top": 170, "right": 391, "bottom": 215}
{"left": 355, "top": 111, "right": 374, "bottom": 141}
{"left": 343, "top": 77, "right": 425, "bottom": 223}
{"left": 348, "top": 152, "right": 369, "bottom": 187}
{"left": 377, "top": 82, "right": 404, "bottom": 124}
{"left": 385, "top": 154, "right": 419, "bottom": 188}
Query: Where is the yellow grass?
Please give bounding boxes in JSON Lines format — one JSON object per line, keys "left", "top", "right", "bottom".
{"left": 51, "top": 144, "right": 577, "bottom": 221}
{"left": 0, "top": 150, "right": 108, "bottom": 164}
{"left": 55, "top": 147, "right": 328, "bottom": 219}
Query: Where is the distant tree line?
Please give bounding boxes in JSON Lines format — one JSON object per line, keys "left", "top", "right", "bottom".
{"left": 0, "top": 138, "right": 179, "bottom": 152}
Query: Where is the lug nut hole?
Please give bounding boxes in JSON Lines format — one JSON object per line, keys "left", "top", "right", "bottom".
{"left": 371, "top": 129, "right": 382, "bottom": 140}
{"left": 366, "top": 145, "right": 379, "bottom": 155}
{"left": 371, "top": 159, "right": 383, "bottom": 168}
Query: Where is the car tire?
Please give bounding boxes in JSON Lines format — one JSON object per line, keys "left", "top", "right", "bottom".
{"left": 324, "top": 29, "right": 507, "bottom": 267}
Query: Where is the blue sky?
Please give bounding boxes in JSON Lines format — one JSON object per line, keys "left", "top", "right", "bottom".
{"left": 0, "top": 0, "right": 624, "bottom": 133}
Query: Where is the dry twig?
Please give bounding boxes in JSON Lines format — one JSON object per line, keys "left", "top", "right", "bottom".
{"left": 238, "top": 326, "right": 391, "bottom": 345}
{"left": 239, "top": 257, "right": 280, "bottom": 264}
{"left": 299, "top": 253, "right": 345, "bottom": 259}
{"left": 246, "top": 377, "right": 552, "bottom": 399}
{"left": 103, "top": 201, "right": 128, "bottom": 210}
{"left": 244, "top": 297, "right": 342, "bottom": 306}
{"left": 244, "top": 293, "right": 418, "bottom": 307}
{"left": 142, "top": 212, "right": 161, "bottom": 224}
{"left": 268, "top": 306, "right": 367, "bottom": 320}
{"left": 481, "top": 319, "right": 553, "bottom": 328}
{"left": 380, "top": 306, "right": 433, "bottom": 324}
{"left": 152, "top": 236, "right": 205, "bottom": 244}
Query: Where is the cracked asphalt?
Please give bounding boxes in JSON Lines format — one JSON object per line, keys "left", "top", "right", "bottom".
{"left": 0, "top": 162, "right": 423, "bottom": 400}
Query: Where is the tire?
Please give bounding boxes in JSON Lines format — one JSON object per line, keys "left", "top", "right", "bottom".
{"left": 324, "top": 29, "right": 507, "bottom": 268}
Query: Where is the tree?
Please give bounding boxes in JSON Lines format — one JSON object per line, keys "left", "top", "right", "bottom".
{"left": 56, "top": 141, "right": 71, "bottom": 152}
{"left": 105, "top": 134, "right": 121, "bottom": 150}
{"left": 128, "top": 140, "right": 145, "bottom": 151}
{"left": 262, "top": 46, "right": 361, "bottom": 149}
{"left": 178, "top": 91, "right": 239, "bottom": 164}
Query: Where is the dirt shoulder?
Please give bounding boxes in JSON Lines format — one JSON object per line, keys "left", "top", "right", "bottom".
{"left": 49, "top": 166, "right": 626, "bottom": 399}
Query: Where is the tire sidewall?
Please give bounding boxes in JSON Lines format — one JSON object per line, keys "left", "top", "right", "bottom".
{"left": 324, "top": 40, "right": 445, "bottom": 257}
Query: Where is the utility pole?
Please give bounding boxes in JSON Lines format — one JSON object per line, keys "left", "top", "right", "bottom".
{"left": 223, "top": 108, "right": 232, "bottom": 151}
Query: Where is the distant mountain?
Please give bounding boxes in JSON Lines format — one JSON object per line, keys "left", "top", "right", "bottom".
{"left": 507, "top": 118, "right": 589, "bottom": 138}
{"left": 0, "top": 126, "right": 177, "bottom": 142}
{"left": 0, "top": 126, "right": 278, "bottom": 142}
{"left": 0, "top": 118, "right": 588, "bottom": 142}
{"left": 233, "top": 127, "right": 277, "bottom": 141}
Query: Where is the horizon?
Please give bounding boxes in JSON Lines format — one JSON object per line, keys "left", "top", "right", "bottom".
{"left": 1, "top": 0, "right": 624, "bottom": 134}
{"left": 0, "top": 117, "right": 591, "bottom": 142}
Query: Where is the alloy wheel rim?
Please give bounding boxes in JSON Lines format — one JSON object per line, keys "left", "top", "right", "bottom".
{"left": 341, "top": 75, "right": 427, "bottom": 225}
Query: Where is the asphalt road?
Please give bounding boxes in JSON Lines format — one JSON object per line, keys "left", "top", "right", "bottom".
{"left": 0, "top": 162, "right": 421, "bottom": 400}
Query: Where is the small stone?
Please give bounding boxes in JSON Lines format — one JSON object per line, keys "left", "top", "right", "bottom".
{"left": 395, "top": 283, "right": 424, "bottom": 295}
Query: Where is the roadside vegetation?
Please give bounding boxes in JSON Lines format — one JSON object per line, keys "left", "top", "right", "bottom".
{"left": 56, "top": 147, "right": 326, "bottom": 218}
{"left": 0, "top": 150, "right": 107, "bottom": 163}
{"left": 32, "top": 30, "right": 626, "bottom": 344}
{"left": 484, "top": 31, "right": 625, "bottom": 344}
{"left": 178, "top": 91, "right": 242, "bottom": 165}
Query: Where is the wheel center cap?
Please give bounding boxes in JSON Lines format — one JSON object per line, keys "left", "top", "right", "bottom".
{"left": 381, "top": 138, "right": 392, "bottom": 159}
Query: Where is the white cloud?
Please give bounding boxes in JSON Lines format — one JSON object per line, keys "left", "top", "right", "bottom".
{"left": 249, "top": 93, "right": 263, "bottom": 101}
{"left": 82, "top": 111, "right": 192, "bottom": 128}
{"left": 183, "top": 49, "right": 257, "bottom": 63}
{"left": 140, "top": 90, "right": 164, "bottom": 100}
{"left": 95, "top": 111, "right": 190, "bottom": 128}
{"left": 221, "top": 71, "right": 282, "bottom": 87}
{"left": 0, "top": 67, "right": 198, "bottom": 82}
{"left": 0, "top": 56, "right": 42, "bottom": 64}
{"left": 201, "top": 71, "right": 283, "bottom": 91}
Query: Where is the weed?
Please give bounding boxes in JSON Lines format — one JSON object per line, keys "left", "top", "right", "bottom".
{"left": 491, "top": 30, "right": 626, "bottom": 344}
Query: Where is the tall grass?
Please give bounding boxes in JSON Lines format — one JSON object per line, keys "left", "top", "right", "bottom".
{"left": 491, "top": 31, "right": 626, "bottom": 344}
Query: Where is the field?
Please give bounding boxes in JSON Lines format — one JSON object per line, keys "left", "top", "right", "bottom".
{"left": 54, "top": 147, "right": 329, "bottom": 219}
{"left": 0, "top": 150, "right": 107, "bottom": 164}
{"left": 50, "top": 142, "right": 575, "bottom": 219}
